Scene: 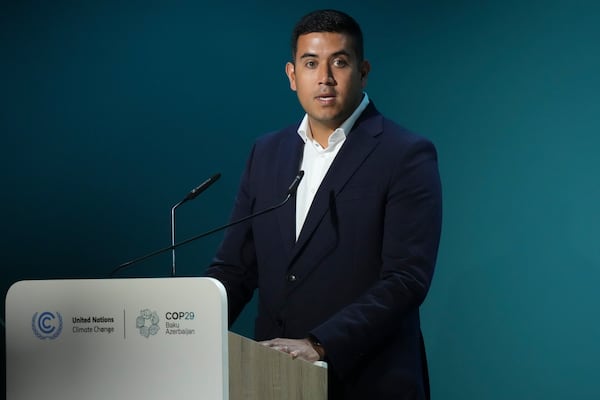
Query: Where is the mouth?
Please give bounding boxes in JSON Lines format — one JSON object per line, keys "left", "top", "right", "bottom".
{"left": 315, "top": 95, "right": 336, "bottom": 104}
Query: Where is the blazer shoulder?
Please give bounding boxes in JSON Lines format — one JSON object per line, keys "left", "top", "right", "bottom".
{"left": 359, "top": 102, "right": 436, "bottom": 149}
{"left": 359, "top": 108, "right": 438, "bottom": 163}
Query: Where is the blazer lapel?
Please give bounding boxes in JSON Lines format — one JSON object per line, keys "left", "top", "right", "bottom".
{"left": 274, "top": 127, "right": 305, "bottom": 256}
{"left": 291, "top": 104, "right": 384, "bottom": 264}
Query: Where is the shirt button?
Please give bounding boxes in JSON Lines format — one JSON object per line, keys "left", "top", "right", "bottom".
{"left": 287, "top": 274, "right": 297, "bottom": 282}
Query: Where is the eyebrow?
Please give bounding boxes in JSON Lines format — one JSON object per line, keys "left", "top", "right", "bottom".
{"left": 299, "top": 50, "right": 352, "bottom": 59}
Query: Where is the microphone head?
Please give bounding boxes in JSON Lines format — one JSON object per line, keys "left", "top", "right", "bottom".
{"left": 186, "top": 172, "right": 222, "bottom": 201}
{"left": 287, "top": 170, "right": 305, "bottom": 196}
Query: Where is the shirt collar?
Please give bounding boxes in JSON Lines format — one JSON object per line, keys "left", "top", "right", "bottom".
{"left": 297, "top": 93, "right": 370, "bottom": 145}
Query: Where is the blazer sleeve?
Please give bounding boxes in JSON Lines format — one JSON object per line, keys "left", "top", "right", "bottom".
{"left": 204, "top": 144, "right": 259, "bottom": 325}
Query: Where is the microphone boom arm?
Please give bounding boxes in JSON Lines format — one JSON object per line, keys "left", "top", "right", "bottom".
{"left": 111, "top": 179, "right": 300, "bottom": 277}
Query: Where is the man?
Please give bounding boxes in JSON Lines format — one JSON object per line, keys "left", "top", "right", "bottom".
{"left": 206, "top": 9, "right": 442, "bottom": 400}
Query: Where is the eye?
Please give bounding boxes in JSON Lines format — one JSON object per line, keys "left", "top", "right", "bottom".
{"left": 333, "top": 58, "right": 348, "bottom": 68}
{"left": 305, "top": 60, "right": 317, "bottom": 69}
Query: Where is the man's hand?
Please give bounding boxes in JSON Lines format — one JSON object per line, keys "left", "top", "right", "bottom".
{"left": 260, "top": 338, "right": 323, "bottom": 362}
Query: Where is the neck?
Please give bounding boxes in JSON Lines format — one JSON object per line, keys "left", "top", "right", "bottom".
{"left": 309, "top": 122, "right": 335, "bottom": 148}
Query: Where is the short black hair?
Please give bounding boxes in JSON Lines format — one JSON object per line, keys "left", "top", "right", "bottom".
{"left": 291, "top": 9, "right": 364, "bottom": 63}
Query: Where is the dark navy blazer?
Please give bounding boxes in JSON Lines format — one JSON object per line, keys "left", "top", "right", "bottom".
{"left": 206, "top": 102, "right": 442, "bottom": 400}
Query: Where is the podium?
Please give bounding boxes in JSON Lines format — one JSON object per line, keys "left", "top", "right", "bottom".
{"left": 229, "top": 332, "right": 327, "bottom": 400}
{"left": 5, "top": 278, "right": 327, "bottom": 400}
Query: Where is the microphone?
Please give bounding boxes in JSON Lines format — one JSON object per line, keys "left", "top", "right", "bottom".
{"left": 286, "top": 170, "right": 304, "bottom": 196}
{"left": 111, "top": 171, "right": 304, "bottom": 276}
{"left": 171, "top": 173, "right": 221, "bottom": 277}
{"left": 181, "top": 173, "right": 222, "bottom": 204}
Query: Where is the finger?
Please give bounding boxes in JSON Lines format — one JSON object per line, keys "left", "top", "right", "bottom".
{"left": 268, "top": 343, "right": 288, "bottom": 352}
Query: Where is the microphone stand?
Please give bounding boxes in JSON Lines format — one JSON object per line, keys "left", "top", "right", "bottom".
{"left": 171, "top": 200, "right": 183, "bottom": 277}
{"left": 170, "top": 173, "right": 221, "bottom": 277}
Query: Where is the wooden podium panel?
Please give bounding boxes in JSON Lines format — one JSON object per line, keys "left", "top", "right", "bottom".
{"left": 228, "top": 332, "right": 327, "bottom": 400}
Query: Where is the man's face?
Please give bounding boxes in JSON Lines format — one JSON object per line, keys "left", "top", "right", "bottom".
{"left": 286, "top": 32, "right": 370, "bottom": 134}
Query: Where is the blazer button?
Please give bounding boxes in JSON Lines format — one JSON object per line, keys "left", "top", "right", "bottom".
{"left": 287, "top": 274, "right": 297, "bottom": 282}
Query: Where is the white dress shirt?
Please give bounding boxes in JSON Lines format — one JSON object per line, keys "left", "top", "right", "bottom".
{"left": 295, "top": 93, "right": 370, "bottom": 239}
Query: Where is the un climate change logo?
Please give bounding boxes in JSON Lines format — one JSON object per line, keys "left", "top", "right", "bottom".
{"left": 136, "top": 309, "right": 160, "bottom": 338}
{"left": 32, "top": 311, "right": 63, "bottom": 340}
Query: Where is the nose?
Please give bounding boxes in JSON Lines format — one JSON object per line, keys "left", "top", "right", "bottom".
{"left": 318, "top": 64, "right": 336, "bottom": 86}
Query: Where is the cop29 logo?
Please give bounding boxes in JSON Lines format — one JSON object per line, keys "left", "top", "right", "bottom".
{"left": 136, "top": 309, "right": 160, "bottom": 338}
{"left": 32, "top": 311, "right": 63, "bottom": 340}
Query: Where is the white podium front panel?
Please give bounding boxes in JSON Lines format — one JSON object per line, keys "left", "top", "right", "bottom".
{"left": 6, "top": 277, "right": 228, "bottom": 400}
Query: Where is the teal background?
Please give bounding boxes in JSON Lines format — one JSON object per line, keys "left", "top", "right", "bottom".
{"left": 2, "top": 1, "right": 599, "bottom": 398}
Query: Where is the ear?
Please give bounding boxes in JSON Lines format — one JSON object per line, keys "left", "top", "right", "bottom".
{"left": 360, "top": 60, "right": 371, "bottom": 88}
{"left": 285, "top": 62, "right": 297, "bottom": 91}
